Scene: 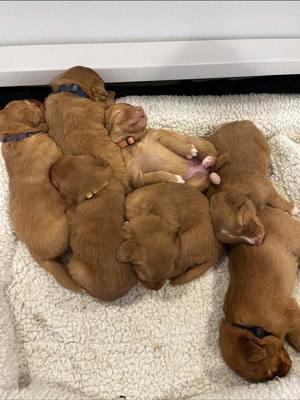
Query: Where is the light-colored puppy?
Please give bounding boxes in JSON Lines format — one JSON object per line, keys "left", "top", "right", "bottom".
{"left": 50, "top": 155, "right": 137, "bottom": 300}
{"left": 0, "top": 99, "right": 82, "bottom": 292}
{"left": 105, "top": 103, "right": 220, "bottom": 191}
{"left": 117, "top": 183, "right": 223, "bottom": 290}
{"left": 207, "top": 120, "right": 297, "bottom": 245}
{"left": 219, "top": 207, "right": 300, "bottom": 381}
{"left": 45, "top": 66, "right": 128, "bottom": 189}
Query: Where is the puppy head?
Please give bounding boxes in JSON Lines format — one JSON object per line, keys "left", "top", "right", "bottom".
{"left": 219, "top": 319, "right": 291, "bottom": 381}
{"left": 0, "top": 99, "right": 47, "bottom": 138}
{"left": 117, "top": 216, "right": 179, "bottom": 290}
{"left": 104, "top": 103, "right": 148, "bottom": 144}
{"left": 51, "top": 66, "right": 108, "bottom": 102}
{"left": 209, "top": 192, "right": 265, "bottom": 245}
{"left": 50, "top": 154, "right": 110, "bottom": 207}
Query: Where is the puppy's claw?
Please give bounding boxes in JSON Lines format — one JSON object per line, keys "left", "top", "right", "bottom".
{"left": 175, "top": 175, "right": 185, "bottom": 184}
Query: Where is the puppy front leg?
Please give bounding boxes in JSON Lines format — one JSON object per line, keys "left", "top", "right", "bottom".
{"left": 186, "top": 137, "right": 218, "bottom": 161}
{"left": 170, "top": 260, "right": 215, "bottom": 285}
{"left": 267, "top": 183, "right": 296, "bottom": 215}
{"left": 132, "top": 171, "right": 185, "bottom": 188}
{"left": 158, "top": 134, "right": 198, "bottom": 159}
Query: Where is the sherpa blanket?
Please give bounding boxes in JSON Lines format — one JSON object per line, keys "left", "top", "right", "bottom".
{"left": 0, "top": 94, "right": 299, "bottom": 400}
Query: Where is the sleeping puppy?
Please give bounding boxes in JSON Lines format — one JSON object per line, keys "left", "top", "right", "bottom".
{"left": 219, "top": 206, "right": 300, "bottom": 381}
{"left": 0, "top": 100, "right": 82, "bottom": 292}
{"left": 50, "top": 155, "right": 137, "bottom": 300}
{"left": 45, "top": 66, "right": 128, "bottom": 189}
{"left": 117, "top": 183, "right": 223, "bottom": 289}
{"left": 105, "top": 103, "right": 221, "bottom": 191}
{"left": 207, "top": 120, "right": 297, "bottom": 245}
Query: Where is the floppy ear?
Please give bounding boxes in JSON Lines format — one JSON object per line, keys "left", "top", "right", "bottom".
{"left": 117, "top": 240, "right": 137, "bottom": 262}
{"left": 105, "top": 91, "right": 116, "bottom": 108}
{"left": 240, "top": 338, "right": 267, "bottom": 362}
{"left": 90, "top": 85, "right": 108, "bottom": 102}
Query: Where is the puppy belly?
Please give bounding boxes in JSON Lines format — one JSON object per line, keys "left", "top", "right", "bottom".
{"left": 184, "top": 158, "right": 208, "bottom": 180}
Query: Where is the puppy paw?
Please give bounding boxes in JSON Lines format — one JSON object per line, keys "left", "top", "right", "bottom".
{"left": 186, "top": 145, "right": 198, "bottom": 159}
{"left": 201, "top": 156, "right": 215, "bottom": 168}
{"left": 175, "top": 175, "right": 185, "bottom": 184}
{"left": 210, "top": 172, "right": 221, "bottom": 185}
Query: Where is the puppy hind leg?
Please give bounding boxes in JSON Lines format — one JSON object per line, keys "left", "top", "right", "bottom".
{"left": 37, "top": 258, "right": 84, "bottom": 292}
{"left": 267, "top": 183, "right": 295, "bottom": 214}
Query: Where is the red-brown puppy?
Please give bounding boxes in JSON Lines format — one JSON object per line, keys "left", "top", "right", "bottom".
{"left": 117, "top": 183, "right": 223, "bottom": 290}
{"left": 105, "top": 103, "right": 220, "bottom": 191}
{"left": 1, "top": 100, "right": 82, "bottom": 292}
{"left": 207, "top": 121, "right": 297, "bottom": 245}
{"left": 50, "top": 155, "right": 137, "bottom": 300}
{"left": 45, "top": 66, "right": 128, "bottom": 189}
{"left": 220, "top": 207, "right": 300, "bottom": 381}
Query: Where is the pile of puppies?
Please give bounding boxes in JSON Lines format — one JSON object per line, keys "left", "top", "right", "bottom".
{"left": 1, "top": 66, "right": 299, "bottom": 383}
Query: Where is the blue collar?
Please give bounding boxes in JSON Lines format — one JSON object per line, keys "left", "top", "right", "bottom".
{"left": 58, "top": 83, "right": 88, "bottom": 98}
{"left": 0, "top": 132, "right": 42, "bottom": 143}
{"left": 232, "top": 323, "right": 273, "bottom": 339}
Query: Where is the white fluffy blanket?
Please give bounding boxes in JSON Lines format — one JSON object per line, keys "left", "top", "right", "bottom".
{"left": 1, "top": 94, "right": 300, "bottom": 400}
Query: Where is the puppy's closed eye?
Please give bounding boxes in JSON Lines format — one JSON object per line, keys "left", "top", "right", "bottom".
{"left": 117, "top": 240, "right": 137, "bottom": 262}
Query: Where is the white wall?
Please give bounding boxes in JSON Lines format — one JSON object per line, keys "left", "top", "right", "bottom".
{"left": 0, "top": 1, "right": 300, "bottom": 46}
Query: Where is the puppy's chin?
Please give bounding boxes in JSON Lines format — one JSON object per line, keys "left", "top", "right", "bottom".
{"left": 140, "top": 279, "right": 166, "bottom": 290}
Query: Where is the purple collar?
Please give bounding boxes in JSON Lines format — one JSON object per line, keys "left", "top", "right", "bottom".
{"left": 0, "top": 131, "right": 42, "bottom": 144}
{"left": 58, "top": 83, "right": 88, "bottom": 98}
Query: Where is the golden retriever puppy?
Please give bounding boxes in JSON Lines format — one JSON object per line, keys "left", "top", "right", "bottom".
{"left": 45, "top": 66, "right": 128, "bottom": 189}
{"left": 207, "top": 120, "right": 297, "bottom": 245}
{"left": 50, "top": 155, "right": 137, "bottom": 300}
{"left": 0, "top": 100, "right": 82, "bottom": 292}
{"left": 219, "top": 206, "right": 300, "bottom": 381}
{"left": 117, "top": 183, "right": 223, "bottom": 290}
{"left": 104, "top": 103, "right": 221, "bottom": 191}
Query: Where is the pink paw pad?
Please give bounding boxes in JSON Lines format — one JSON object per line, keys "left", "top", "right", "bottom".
{"left": 209, "top": 172, "right": 221, "bottom": 185}
{"left": 201, "top": 156, "right": 215, "bottom": 169}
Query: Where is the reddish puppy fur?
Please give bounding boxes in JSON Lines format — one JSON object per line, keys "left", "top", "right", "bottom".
{"left": 1, "top": 100, "right": 82, "bottom": 292}
{"left": 220, "top": 207, "right": 300, "bottom": 381}
{"left": 45, "top": 66, "right": 128, "bottom": 189}
{"left": 207, "top": 121, "right": 297, "bottom": 245}
{"left": 50, "top": 155, "right": 137, "bottom": 301}
{"left": 105, "top": 103, "right": 220, "bottom": 191}
{"left": 117, "top": 183, "right": 223, "bottom": 290}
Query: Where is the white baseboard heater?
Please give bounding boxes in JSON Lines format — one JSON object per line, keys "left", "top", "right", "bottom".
{"left": 1, "top": 38, "right": 300, "bottom": 87}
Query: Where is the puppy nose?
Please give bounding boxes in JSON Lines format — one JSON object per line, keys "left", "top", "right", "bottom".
{"left": 136, "top": 107, "right": 144, "bottom": 115}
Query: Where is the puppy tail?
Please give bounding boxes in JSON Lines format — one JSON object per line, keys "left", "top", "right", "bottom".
{"left": 38, "top": 258, "right": 84, "bottom": 293}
